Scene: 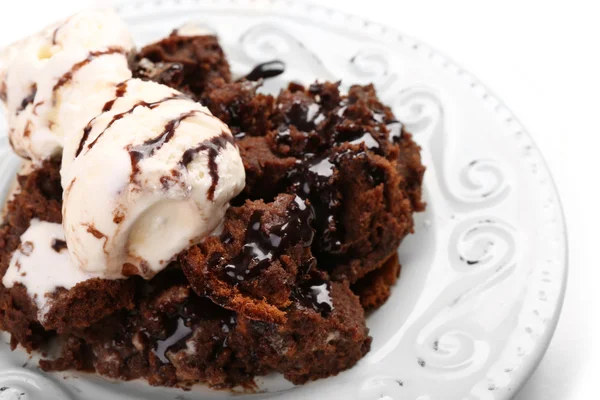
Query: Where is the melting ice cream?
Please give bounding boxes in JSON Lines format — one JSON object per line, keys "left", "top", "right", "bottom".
{"left": 1, "top": 9, "right": 246, "bottom": 294}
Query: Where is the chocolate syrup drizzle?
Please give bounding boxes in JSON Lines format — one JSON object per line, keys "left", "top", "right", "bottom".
{"left": 0, "top": 80, "right": 7, "bottom": 102}
{"left": 76, "top": 124, "right": 94, "bottom": 158}
{"left": 73, "top": 80, "right": 235, "bottom": 203}
{"left": 145, "top": 270, "right": 237, "bottom": 364}
{"left": 51, "top": 27, "right": 61, "bottom": 46}
{"left": 128, "top": 110, "right": 206, "bottom": 181}
{"left": 82, "top": 94, "right": 187, "bottom": 155}
{"left": 272, "top": 84, "right": 406, "bottom": 256}
{"left": 52, "top": 47, "right": 126, "bottom": 96}
{"left": 152, "top": 304, "right": 237, "bottom": 364}
{"left": 75, "top": 81, "right": 131, "bottom": 158}
{"left": 51, "top": 239, "right": 68, "bottom": 253}
{"left": 292, "top": 277, "right": 334, "bottom": 317}
{"left": 51, "top": 16, "right": 71, "bottom": 45}
{"left": 16, "top": 84, "right": 37, "bottom": 114}
{"left": 153, "top": 318, "right": 192, "bottom": 363}
{"left": 288, "top": 153, "right": 342, "bottom": 254}
{"left": 240, "top": 60, "right": 286, "bottom": 82}
{"left": 386, "top": 120, "right": 403, "bottom": 143}
{"left": 102, "top": 80, "right": 129, "bottom": 113}
{"left": 179, "top": 132, "right": 235, "bottom": 201}
{"left": 218, "top": 196, "right": 315, "bottom": 283}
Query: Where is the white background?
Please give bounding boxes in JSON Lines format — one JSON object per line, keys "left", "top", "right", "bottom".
{"left": 0, "top": 1, "right": 597, "bottom": 399}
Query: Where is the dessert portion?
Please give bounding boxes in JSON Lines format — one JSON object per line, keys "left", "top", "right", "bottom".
{"left": 189, "top": 80, "right": 423, "bottom": 285}
{"left": 0, "top": 10, "right": 134, "bottom": 164}
{"left": 0, "top": 160, "right": 137, "bottom": 342}
{"left": 181, "top": 193, "right": 318, "bottom": 324}
{"left": 62, "top": 78, "right": 244, "bottom": 279}
{"left": 0, "top": 11, "right": 425, "bottom": 390}
{"left": 40, "top": 268, "right": 370, "bottom": 387}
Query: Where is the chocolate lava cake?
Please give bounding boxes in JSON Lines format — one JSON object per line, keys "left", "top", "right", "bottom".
{"left": 0, "top": 31, "right": 425, "bottom": 389}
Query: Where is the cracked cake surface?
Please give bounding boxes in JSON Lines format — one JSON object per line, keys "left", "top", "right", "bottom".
{"left": 0, "top": 22, "right": 425, "bottom": 391}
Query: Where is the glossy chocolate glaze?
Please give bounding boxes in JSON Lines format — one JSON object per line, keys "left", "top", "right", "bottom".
{"left": 179, "top": 132, "right": 235, "bottom": 201}
{"left": 81, "top": 94, "right": 187, "bottom": 156}
{"left": 101, "top": 80, "right": 129, "bottom": 113}
{"left": 52, "top": 47, "right": 127, "bottom": 96}
{"left": 217, "top": 196, "right": 315, "bottom": 284}
{"left": 51, "top": 239, "right": 67, "bottom": 253}
{"left": 240, "top": 60, "right": 285, "bottom": 82}
{"left": 127, "top": 110, "right": 203, "bottom": 181}
{"left": 17, "top": 84, "right": 37, "bottom": 114}
{"left": 292, "top": 277, "right": 334, "bottom": 317}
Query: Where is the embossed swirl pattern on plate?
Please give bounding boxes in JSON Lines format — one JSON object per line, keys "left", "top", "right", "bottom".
{"left": 0, "top": 370, "right": 73, "bottom": 400}
{"left": 391, "top": 86, "right": 510, "bottom": 210}
{"left": 410, "top": 219, "right": 517, "bottom": 380}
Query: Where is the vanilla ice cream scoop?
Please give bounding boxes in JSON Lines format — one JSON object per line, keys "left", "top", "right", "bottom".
{"left": 2, "top": 10, "right": 245, "bottom": 281}
{"left": 2, "top": 219, "right": 100, "bottom": 321}
{"left": 62, "top": 78, "right": 245, "bottom": 279}
{"left": 0, "top": 10, "right": 134, "bottom": 164}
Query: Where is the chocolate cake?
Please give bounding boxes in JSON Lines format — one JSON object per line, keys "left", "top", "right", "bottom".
{"left": 0, "top": 27, "right": 425, "bottom": 390}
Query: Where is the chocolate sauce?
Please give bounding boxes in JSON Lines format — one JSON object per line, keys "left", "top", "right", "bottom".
{"left": 372, "top": 111, "right": 385, "bottom": 123}
{"left": 51, "top": 27, "right": 60, "bottom": 45}
{"left": 134, "top": 61, "right": 184, "bottom": 89}
{"left": 331, "top": 119, "right": 383, "bottom": 155}
{"left": 84, "top": 94, "right": 186, "bottom": 154}
{"left": 51, "top": 239, "right": 67, "bottom": 253}
{"left": 102, "top": 81, "right": 129, "bottom": 113}
{"left": 23, "top": 121, "right": 32, "bottom": 138}
{"left": 179, "top": 132, "right": 235, "bottom": 201}
{"left": 51, "top": 17, "right": 70, "bottom": 45}
{"left": 371, "top": 111, "right": 404, "bottom": 142}
{"left": 292, "top": 277, "right": 333, "bottom": 317}
{"left": 128, "top": 110, "right": 201, "bottom": 181}
{"left": 279, "top": 88, "right": 395, "bottom": 252}
{"left": 17, "top": 84, "right": 37, "bottom": 114}
{"left": 144, "top": 270, "right": 237, "bottom": 364}
{"left": 32, "top": 101, "right": 45, "bottom": 116}
{"left": 0, "top": 80, "right": 7, "bottom": 102}
{"left": 307, "top": 156, "right": 334, "bottom": 177}
{"left": 241, "top": 60, "right": 285, "bottom": 82}
{"left": 288, "top": 153, "right": 343, "bottom": 254}
{"left": 287, "top": 102, "right": 322, "bottom": 132}
{"left": 346, "top": 132, "right": 381, "bottom": 152}
{"left": 218, "top": 196, "right": 315, "bottom": 284}
{"left": 153, "top": 318, "right": 192, "bottom": 363}
{"left": 140, "top": 111, "right": 200, "bottom": 155}
{"left": 386, "top": 121, "right": 403, "bottom": 143}
{"left": 75, "top": 124, "right": 94, "bottom": 158}
{"left": 459, "top": 256, "right": 479, "bottom": 266}
{"left": 274, "top": 101, "right": 327, "bottom": 149}
{"left": 53, "top": 47, "right": 126, "bottom": 96}
{"left": 288, "top": 144, "right": 388, "bottom": 255}
{"left": 74, "top": 82, "right": 131, "bottom": 158}
{"left": 86, "top": 224, "right": 106, "bottom": 239}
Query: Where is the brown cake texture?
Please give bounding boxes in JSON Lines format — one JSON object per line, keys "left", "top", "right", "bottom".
{"left": 195, "top": 80, "right": 425, "bottom": 284}
{"left": 0, "top": 160, "right": 137, "bottom": 344}
{"left": 134, "top": 31, "right": 231, "bottom": 99}
{"left": 0, "top": 32, "right": 425, "bottom": 390}
{"left": 181, "top": 194, "right": 317, "bottom": 325}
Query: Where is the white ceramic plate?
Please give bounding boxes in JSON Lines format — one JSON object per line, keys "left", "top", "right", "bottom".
{"left": 0, "top": 1, "right": 567, "bottom": 399}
